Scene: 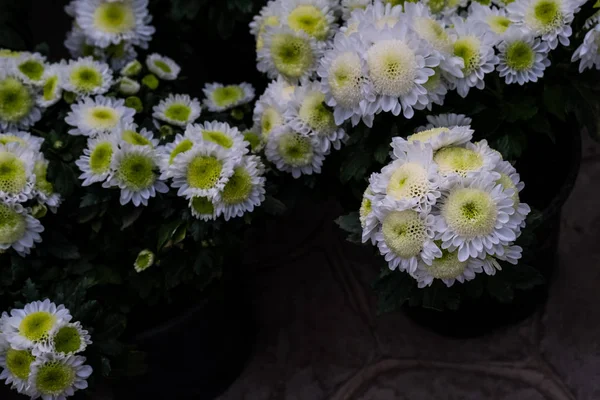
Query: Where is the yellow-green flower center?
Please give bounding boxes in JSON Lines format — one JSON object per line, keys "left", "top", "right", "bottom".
{"left": 190, "top": 196, "right": 214, "bottom": 215}
{"left": 505, "top": 40, "right": 535, "bottom": 71}
{"left": 153, "top": 60, "right": 172, "bottom": 73}
{"left": 454, "top": 36, "right": 481, "bottom": 74}
{"left": 287, "top": 5, "right": 329, "bottom": 41}
{"left": 299, "top": 92, "right": 336, "bottom": 134}
{"left": 6, "top": 349, "right": 35, "bottom": 380}
{"left": 423, "top": 246, "right": 468, "bottom": 279}
{"left": 34, "top": 362, "right": 76, "bottom": 395}
{"left": 212, "top": 86, "right": 244, "bottom": 108}
{"left": 122, "top": 130, "right": 152, "bottom": 146}
{"left": 443, "top": 188, "right": 497, "bottom": 238}
{"left": 530, "top": 0, "right": 561, "bottom": 31}
{"left": 202, "top": 130, "right": 233, "bottom": 148}
{"left": 221, "top": 167, "right": 253, "bottom": 205}
{"left": 366, "top": 39, "right": 417, "bottom": 97}
{"left": 359, "top": 188, "right": 373, "bottom": 227}
{"left": 257, "top": 15, "right": 280, "bottom": 50}
{"left": 70, "top": 66, "right": 103, "bottom": 92}
{"left": 89, "top": 142, "right": 113, "bottom": 174}
{"left": 487, "top": 15, "right": 512, "bottom": 34}
{"left": 434, "top": 147, "right": 483, "bottom": 177}
{"left": 43, "top": 76, "right": 59, "bottom": 102}
{"left": 0, "top": 151, "right": 27, "bottom": 194}
{"left": 243, "top": 131, "right": 261, "bottom": 151}
{"left": 423, "top": 68, "right": 441, "bottom": 91}
{"left": 329, "top": 51, "right": 363, "bottom": 108}
{"left": 0, "top": 203, "right": 26, "bottom": 245}
{"left": 85, "top": 106, "right": 120, "bottom": 130}
{"left": 0, "top": 77, "right": 34, "bottom": 122}
{"left": 381, "top": 210, "right": 426, "bottom": 258}
{"left": 134, "top": 249, "right": 155, "bottom": 271}
{"left": 0, "top": 135, "right": 27, "bottom": 147}
{"left": 93, "top": 2, "right": 136, "bottom": 33}
{"left": 34, "top": 161, "right": 53, "bottom": 195}
{"left": 164, "top": 103, "right": 191, "bottom": 122}
{"left": 169, "top": 139, "right": 193, "bottom": 164}
{"left": 18, "top": 60, "right": 45, "bottom": 82}
{"left": 19, "top": 311, "right": 56, "bottom": 342}
{"left": 271, "top": 33, "right": 315, "bottom": 80}
{"left": 186, "top": 155, "right": 223, "bottom": 189}
{"left": 278, "top": 132, "right": 313, "bottom": 166}
{"left": 414, "top": 18, "right": 451, "bottom": 53}
{"left": 261, "top": 107, "right": 284, "bottom": 138}
{"left": 387, "top": 162, "right": 429, "bottom": 200}
{"left": 408, "top": 127, "right": 448, "bottom": 144}
{"left": 53, "top": 326, "right": 82, "bottom": 354}
{"left": 117, "top": 153, "right": 155, "bottom": 190}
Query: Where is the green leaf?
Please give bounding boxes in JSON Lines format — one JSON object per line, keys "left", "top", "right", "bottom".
{"left": 157, "top": 220, "right": 182, "bottom": 251}
{"left": 374, "top": 144, "right": 390, "bottom": 164}
{"left": 121, "top": 208, "right": 144, "bottom": 230}
{"left": 22, "top": 279, "right": 39, "bottom": 302}
{"left": 340, "top": 149, "right": 371, "bottom": 183}
{"left": 100, "top": 356, "right": 112, "bottom": 377}
{"left": 372, "top": 269, "right": 416, "bottom": 315}
{"left": 486, "top": 276, "right": 514, "bottom": 303}
{"left": 503, "top": 264, "right": 545, "bottom": 290}
{"left": 503, "top": 96, "right": 538, "bottom": 122}
{"left": 262, "top": 195, "right": 287, "bottom": 216}
{"left": 543, "top": 85, "right": 566, "bottom": 122}
{"left": 47, "top": 233, "right": 81, "bottom": 260}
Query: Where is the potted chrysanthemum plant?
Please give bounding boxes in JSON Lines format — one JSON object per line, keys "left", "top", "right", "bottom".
{"left": 247, "top": 0, "right": 597, "bottom": 334}
{"left": 0, "top": 1, "right": 275, "bottom": 398}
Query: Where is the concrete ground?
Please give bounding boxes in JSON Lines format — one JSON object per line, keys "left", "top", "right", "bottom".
{"left": 219, "top": 135, "right": 600, "bottom": 400}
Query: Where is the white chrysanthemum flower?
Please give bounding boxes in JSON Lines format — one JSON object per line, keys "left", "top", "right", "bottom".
{"left": 0, "top": 202, "right": 43, "bottom": 257}
{"left": 33, "top": 321, "right": 92, "bottom": 358}
{"left": 469, "top": 3, "right": 514, "bottom": 41}
{"left": 184, "top": 121, "right": 248, "bottom": 156}
{"left": 373, "top": 203, "right": 441, "bottom": 274}
{"left": 120, "top": 59, "right": 142, "bottom": 77}
{"left": 0, "top": 143, "right": 36, "bottom": 204}
{"left": 188, "top": 196, "right": 219, "bottom": 221}
{"left": 281, "top": 0, "right": 337, "bottom": 41}
{"left": 3, "top": 300, "right": 72, "bottom": 351}
{"left": 170, "top": 143, "right": 236, "bottom": 199}
{"left": 392, "top": 126, "right": 474, "bottom": 156}
{"left": 117, "top": 122, "right": 159, "bottom": 148}
{"left": 372, "top": 141, "right": 441, "bottom": 213}
{"left": 156, "top": 133, "right": 195, "bottom": 178}
{"left": 104, "top": 143, "right": 168, "bottom": 206}
{"left": 146, "top": 54, "right": 180, "bottom": 80}
{"left": 94, "top": 41, "right": 138, "bottom": 71}
{"left": 413, "top": 247, "right": 484, "bottom": 287}
{"left": 202, "top": 82, "right": 255, "bottom": 112}
{"left": 422, "top": 67, "right": 449, "bottom": 110}
{"left": 250, "top": 0, "right": 283, "bottom": 51}
{"left": 0, "top": 339, "right": 33, "bottom": 395}
{"left": 362, "top": 23, "right": 440, "bottom": 118}
{"left": 37, "top": 64, "right": 63, "bottom": 108}
{"left": 152, "top": 94, "right": 201, "bottom": 127}
{"left": 360, "top": 185, "right": 382, "bottom": 245}
{"left": 285, "top": 80, "right": 346, "bottom": 153}
{"left": 60, "top": 57, "right": 113, "bottom": 97}
{"left": 64, "top": 26, "right": 94, "bottom": 61}
{"left": 117, "top": 76, "right": 140, "bottom": 95}
{"left": 341, "top": 0, "right": 371, "bottom": 21}
{"left": 74, "top": 0, "right": 155, "bottom": 48}
{"left": 265, "top": 126, "right": 325, "bottom": 178}
{"left": 507, "top": 0, "right": 576, "bottom": 49}
{"left": 134, "top": 249, "right": 155, "bottom": 272}
{"left": 403, "top": 3, "right": 465, "bottom": 79}
{"left": 497, "top": 29, "right": 550, "bottom": 84}
{"left": 253, "top": 77, "right": 296, "bottom": 140}
{"left": 317, "top": 33, "right": 376, "bottom": 127}
{"left": 494, "top": 160, "right": 530, "bottom": 230}
{"left": 32, "top": 159, "right": 62, "bottom": 211}
{"left": 28, "top": 353, "right": 92, "bottom": 400}
{"left": 418, "top": 113, "right": 473, "bottom": 130}
{"left": 13, "top": 53, "right": 47, "bottom": 86}
{"left": 65, "top": 95, "right": 135, "bottom": 137}
{"left": 214, "top": 155, "right": 266, "bottom": 221}
{"left": 347, "top": 1, "right": 404, "bottom": 31}
{"left": 433, "top": 139, "right": 501, "bottom": 179}
{"left": 0, "top": 131, "right": 44, "bottom": 152}
{"left": 584, "top": 10, "right": 600, "bottom": 30}
{"left": 0, "top": 72, "right": 43, "bottom": 131}
{"left": 571, "top": 24, "right": 600, "bottom": 73}
{"left": 435, "top": 173, "right": 518, "bottom": 262}
{"left": 448, "top": 17, "right": 499, "bottom": 98}
{"left": 257, "top": 25, "right": 323, "bottom": 82}
{"left": 75, "top": 132, "right": 120, "bottom": 185}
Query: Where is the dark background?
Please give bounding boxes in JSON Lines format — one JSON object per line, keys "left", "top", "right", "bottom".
{"left": 0, "top": 0, "right": 268, "bottom": 92}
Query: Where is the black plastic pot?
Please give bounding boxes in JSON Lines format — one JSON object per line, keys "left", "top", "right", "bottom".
{"left": 402, "top": 125, "right": 582, "bottom": 338}
{"left": 113, "top": 276, "right": 254, "bottom": 400}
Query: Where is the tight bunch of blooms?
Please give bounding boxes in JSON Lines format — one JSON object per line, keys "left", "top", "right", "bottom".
{"left": 64, "top": 0, "right": 155, "bottom": 70}
{"left": 0, "top": 130, "right": 60, "bottom": 257}
{"left": 158, "top": 121, "right": 266, "bottom": 221}
{"left": 0, "top": 300, "right": 92, "bottom": 399}
{"left": 360, "top": 113, "right": 530, "bottom": 288}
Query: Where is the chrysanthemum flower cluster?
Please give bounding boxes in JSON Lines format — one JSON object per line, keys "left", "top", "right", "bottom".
{"left": 0, "top": 300, "right": 92, "bottom": 399}
{"left": 360, "top": 113, "right": 531, "bottom": 288}
{"left": 64, "top": 0, "right": 155, "bottom": 70}
{"left": 250, "top": 0, "right": 595, "bottom": 178}
{"left": 0, "top": 130, "right": 60, "bottom": 257}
